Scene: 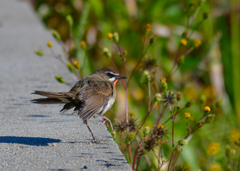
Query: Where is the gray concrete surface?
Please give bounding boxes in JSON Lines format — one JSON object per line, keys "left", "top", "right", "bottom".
{"left": 0, "top": 0, "right": 131, "bottom": 170}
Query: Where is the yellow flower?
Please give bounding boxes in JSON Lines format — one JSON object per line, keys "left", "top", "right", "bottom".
{"left": 181, "top": 38, "right": 187, "bottom": 46}
{"left": 204, "top": 106, "right": 211, "bottom": 112}
{"left": 184, "top": 112, "right": 190, "bottom": 118}
{"left": 80, "top": 40, "right": 86, "bottom": 49}
{"left": 157, "top": 124, "right": 164, "bottom": 129}
{"left": 229, "top": 129, "right": 240, "bottom": 145}
{"left": 73, "top": 61, "right": 79, "bottom": 68}
{"left": 207, "top": 163, "right": 222, "bottom": 171}
{"left": 207, "top": 142, "right": 220, "bottom": 156}
{"left": 195, "top": 39, "right": 202, "bottom": 47}
{"left": 47, "top": 41, "right": 52, "bottom": 47}
{"left": 107, "top": 33, "right": 113, "bottom": 39}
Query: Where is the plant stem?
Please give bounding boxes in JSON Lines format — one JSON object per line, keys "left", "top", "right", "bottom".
{"left": 136, "top": 102, "right": 157, "bottom": 135}
{"left": 128, "top": 144, "right": 132, "bottom": 163}
{"left": 148, "top": 82, "right": 151, "bottom": 112}
{"left": 154, "top": 105, "right": 167, "bottom": 131}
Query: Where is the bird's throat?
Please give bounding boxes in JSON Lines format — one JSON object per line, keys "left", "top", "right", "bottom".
{"left": 113, "top": 80, "right": 118, "bottom": 86}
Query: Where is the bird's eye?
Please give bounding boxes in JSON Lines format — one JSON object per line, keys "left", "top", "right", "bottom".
{"left": 106, "top": 72, "right": 114, "bottom": 78}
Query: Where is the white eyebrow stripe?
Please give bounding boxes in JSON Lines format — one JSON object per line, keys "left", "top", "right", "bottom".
{"left": 105, "top": 71, "right": 119, "bottom": 76}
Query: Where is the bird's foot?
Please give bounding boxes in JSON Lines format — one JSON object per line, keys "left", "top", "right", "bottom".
{"left": 89, "top": 138, "right": 105, "bottom": 144}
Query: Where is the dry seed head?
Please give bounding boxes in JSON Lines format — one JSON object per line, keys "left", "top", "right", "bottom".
{"left": 114, "top": 120, "right": 127, "bottom": 134}
{"left": 162, "top": 90, "right": 176, "bottom": 105}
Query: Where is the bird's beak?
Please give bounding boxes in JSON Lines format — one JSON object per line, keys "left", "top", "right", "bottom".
{"left": 117, "top": 75, "right": 127, "bottom": 79}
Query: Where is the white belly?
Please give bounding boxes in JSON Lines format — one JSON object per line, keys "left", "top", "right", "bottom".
{"left": 101, "top": 98, "right": 115, "bottom": 115}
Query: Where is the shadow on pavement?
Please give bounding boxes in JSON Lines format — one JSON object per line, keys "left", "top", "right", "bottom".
{"left": 0, "top": 136, "right": 61, "bottom": 146}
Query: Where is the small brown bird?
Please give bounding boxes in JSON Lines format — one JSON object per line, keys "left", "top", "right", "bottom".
{"left": 31, "top": 68, "right": 127, "bottom": 142}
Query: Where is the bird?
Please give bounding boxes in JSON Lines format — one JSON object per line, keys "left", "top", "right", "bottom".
{"left": 31, "top": 68, "right": 127, "bottom": 142}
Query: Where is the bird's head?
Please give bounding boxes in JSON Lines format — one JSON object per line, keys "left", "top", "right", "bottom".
{"left": 95, "top": 68, "right": 127, "bottom": 86}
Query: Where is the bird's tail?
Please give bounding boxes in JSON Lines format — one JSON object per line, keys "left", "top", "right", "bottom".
{"left": 31, "top": 90, "right": 71, "bottom": 104}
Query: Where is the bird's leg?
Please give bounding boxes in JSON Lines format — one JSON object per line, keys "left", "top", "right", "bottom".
{"left": 83, "top": 120, "right": 99, "bottom": 143}
{"left": 94, "top": 114, "right": 113, "bottom": 132}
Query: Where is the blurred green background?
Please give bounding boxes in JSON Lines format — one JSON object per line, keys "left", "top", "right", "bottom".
{"left": 31, "top": 0, "right": 239, "bottom": 170}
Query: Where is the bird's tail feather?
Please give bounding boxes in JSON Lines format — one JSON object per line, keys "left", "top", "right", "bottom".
{"left": 31, "top": 90, "right": 71, "bottom": 104}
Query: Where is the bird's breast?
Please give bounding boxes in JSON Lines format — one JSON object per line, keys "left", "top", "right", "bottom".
{"left": 101, "top": 96, "right": 116, "bottom": 115}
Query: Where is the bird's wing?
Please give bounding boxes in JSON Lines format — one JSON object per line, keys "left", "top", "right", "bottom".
{"left": 77, "top": 81, "right": 113, "bottom": 121}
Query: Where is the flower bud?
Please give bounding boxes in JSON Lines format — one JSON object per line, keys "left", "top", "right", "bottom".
{"left": 111, "top": 131, "right": 116, "bottom": 138}
{"left": 176, "top": 92, "right": 182, "bottom": 101}
{"left": 51, "top": 30, "right": 61, "bottom": 41}
{"left": 73, "top": 61, "right": 79, "bottom": 68}
{"left": 80, "top": 41, "right": 86, "bottom": 50}
{"left": 194, "top": 39, "right": 202, "bottom": 48}
{"left": 160, "top": 77, "right": 168, "bottom": 91}
{"left": 177, "top": 106, "right": 181, "bottom": 111}
{"left": 185, "top": 100, "right": 193, "bottom": 108}
{"left": 35, "top": 50, "right": 44, "bottom": 56}
{"left": 66, "top": 15, "right": 73, "bottom": 27}
{"left": 113, "top": 32, "right": 119, "bottom": 43}
{"left": 125, "top": 132, "right": 135, "bottom": 143}
{"left": 67, "top": 62, "right": 75, "bottom": 73}
{"left": 154, "top": 93, "right": 161, "bottom": 103}
{"left": 103, "top": 48, "right": 112, "bottom": 59}
{"left": 143, "top": 126, "right": 150, "bottom": 135}
{"left": 178, "top": 139, "right": 188, "bottom": 146}
{"left": 205, "top": 114, "right": 215, "bottom": 123}
{"left": 55, "top": 75, "right": 65, "bottom": 83}
{"left": 198, "top": 120, "right": 205, "bottom": 128}
{"left": 203, "top": 12, "right": 209, "bottom": 19}
{"left": 145, "top": 23, "right": 151, "bottom": 35}
{"left": 230, "top": 149, "right": 236, "bottom": 157}
{"left": 149, "top": 35, "right": 157, "bottom": 45}
{"left": 123, "top": 51, "right": 127, "bottom": 57}
{"left": 177, "top": 55, "right": 185, "bottom": 65}
{"left": 144, "top": 71, "right": 151, "bottom": 82}
{"left": 175, "top": 145, "right": 182, "bottom": 153}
